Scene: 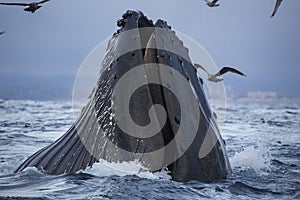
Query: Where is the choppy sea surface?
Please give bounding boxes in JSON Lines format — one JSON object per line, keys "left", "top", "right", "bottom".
{"left": 0, "top": 99, "right": 299, "bottom": 199}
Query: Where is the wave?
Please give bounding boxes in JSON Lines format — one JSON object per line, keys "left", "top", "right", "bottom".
{"left": 229, "top": 181, "right": 283, "bottom": 196}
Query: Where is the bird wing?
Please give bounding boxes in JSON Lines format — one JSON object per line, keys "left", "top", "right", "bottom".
{"left": 271, "top": 0, "right": 283, "bottom": 17}
{"left": 0, "top": 31, "right": 5, "bottom": 35}
{"left": 37, "top": 0, "right": 50, "bottom": 4}
{"left": 211, "top": 0, "right": 219, "bottom": 4}
{"left": 217, "top": 67, "right": 246, "bottom": 77}
{"left": 194, "top": 63, "right": 210, "bottom": 76}
{"left": 0, "top": 2, "right": 29, "bottom": 6}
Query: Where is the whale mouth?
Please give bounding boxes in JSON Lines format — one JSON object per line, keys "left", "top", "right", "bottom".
{"left": 15, "top": 10, "right": 230, "bottom": 182}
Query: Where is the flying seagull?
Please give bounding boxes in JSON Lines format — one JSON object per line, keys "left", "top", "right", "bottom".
{"left": 194, "top": 63, "right": 246, "bottom": 83}
{"left": 0, "top": 0, "right": 50, "bottom": 13}
{"left": 271, "top": 0, "right": 283, "bottom": 17}
{"left": 0, "top": 31, "right": 5, "bottom": 35}
{"left": 204, "top": 0, "right": 220, "bottom": 7}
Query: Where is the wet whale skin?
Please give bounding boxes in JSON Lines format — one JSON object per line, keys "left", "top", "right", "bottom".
{"left": 15, "top": 10, "right": 230, "bottom": 182}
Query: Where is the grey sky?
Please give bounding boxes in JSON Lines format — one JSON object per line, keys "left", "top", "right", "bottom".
{"left": 0, "top": 0, "right": 299, "bottom": 99}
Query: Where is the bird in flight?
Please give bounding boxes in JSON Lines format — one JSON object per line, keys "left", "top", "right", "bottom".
{"left": 204, "top": 0, "right": 220, "bottom": 7}
{"left": 0, "top": 31, "right": 5, "bottom": 35}
{"left": 0, "top": 0, "right": 50, "bottom": 13}
{"left": 194, "top": 63, "right": 246, "bottom": 83}
{"left": 271, "top": 0, "right": 283, "bottom": 17}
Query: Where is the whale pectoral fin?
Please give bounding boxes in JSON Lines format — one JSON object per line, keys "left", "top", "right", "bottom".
{"left": 15, "top": 102, "right": 100, "bottom": 174}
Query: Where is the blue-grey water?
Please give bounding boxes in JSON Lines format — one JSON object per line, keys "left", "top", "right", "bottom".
{"left": 0, "top": 99, "right": 299, "bottom": 199}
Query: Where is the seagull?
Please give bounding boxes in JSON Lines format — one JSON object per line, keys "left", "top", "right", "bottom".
{"left": 0, "top": 31, "right": 5, "bottom": 35}
{"left": 0, "top": 0, "right": 50, "bottom": 13}
{"left": 194, "top": 63, "right": 246, "bottom": 83}
{"left": 271, "top": 0, "right": 283, "bottom": 17}
{"left": 204, "top": 0, "right": 220, "bottom": 7}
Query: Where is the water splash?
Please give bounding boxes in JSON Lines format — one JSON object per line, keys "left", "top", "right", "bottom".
{"left": 82, "top": 159, "right": 171, "bottom": 180}
{"left": 230, "top": 144, "right": 271, "bottom": 173}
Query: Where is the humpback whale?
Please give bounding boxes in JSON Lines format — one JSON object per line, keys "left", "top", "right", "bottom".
{"left": 15, "top": 10, "right": 230, "bottom": 182}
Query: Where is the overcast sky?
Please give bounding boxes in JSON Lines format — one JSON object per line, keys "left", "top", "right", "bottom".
{"left": 0, "top": 0, "right": 299, "bottom": 99}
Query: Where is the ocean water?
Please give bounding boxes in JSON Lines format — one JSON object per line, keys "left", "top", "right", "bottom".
{"left": 0, "top": 99, "right": 299, "bottom": 199}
